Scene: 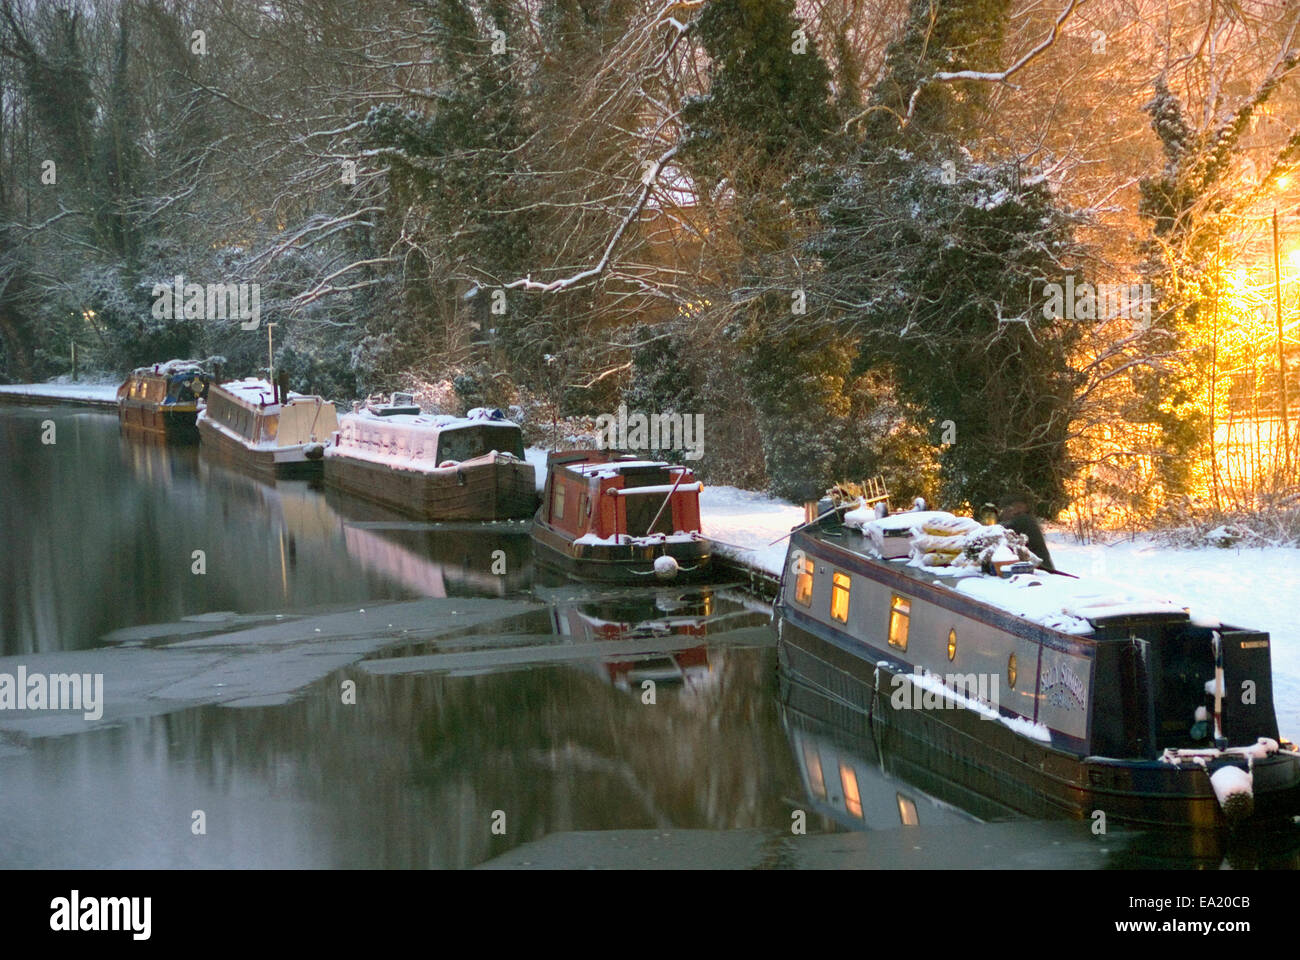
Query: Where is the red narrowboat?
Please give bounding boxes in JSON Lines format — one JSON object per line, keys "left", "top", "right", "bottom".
{"left": 531, "top": 450, "right": 712, "bottom": 583}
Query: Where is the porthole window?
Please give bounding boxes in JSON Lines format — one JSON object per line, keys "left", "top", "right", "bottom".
{"left": 947, "top": 628, "right": 957, "bottom": 661}
{"left": 1008, "top": 652, "right": 1018, "bottom": 689}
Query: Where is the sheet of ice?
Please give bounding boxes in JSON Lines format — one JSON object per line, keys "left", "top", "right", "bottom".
{"left": 0, "top": 597, "right": 535, "bottom": 741}
{"left": 0, "top": 382, "right": 119, "bottom": 402}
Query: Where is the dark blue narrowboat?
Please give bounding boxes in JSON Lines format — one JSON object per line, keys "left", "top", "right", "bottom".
{"left": 773, "top": 507, "right": 1300, "bottom": 830}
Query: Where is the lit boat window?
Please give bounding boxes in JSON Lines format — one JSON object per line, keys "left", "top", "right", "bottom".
{"left": 830, "top": 571, "right": 851, "bottom": 622}
{"left": 947, "top": 628, "right": 957, "bottom": 661}
{"left": 1008, "top": 652, "right": 1018, "bottom": 689}
{"left": 840, "top": 763, "right": 863, "bottom": 819}
{"left": 794, "top": 555, "right": 815, "bottom": 606}
{"left": 888, "top": 595, "right": 910, "bottom": 650}
{"left": 803, "top": 743, "right": 826, "bottom": 799}
{"left": 897, "top": 793, "right": 919, "bottom": 827}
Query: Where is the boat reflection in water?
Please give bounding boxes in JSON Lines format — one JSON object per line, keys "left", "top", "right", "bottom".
{"left": 778, "top": 633, "right": 1300, "bottom": 868}
{"left": 548, "top": 588, "right": 723, "bottom": 693}
{"left": 326, "top": 490, "right": 533, "bottom": 597}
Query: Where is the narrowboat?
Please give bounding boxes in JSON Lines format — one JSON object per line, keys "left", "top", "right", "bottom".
{"left": 779, "top": 662, "right": 1300, "bottom": 865}
{"left": 116, "top": 360, "right": 210, "bottom": 442}
{"left": 323, "top": 406, "right": 535, "bottom": 520}
{"left": 197, "top": 376, "right": 338, "bottom": 480}
{"left": 774, "top": 504, "right": 1300, "bottom": 830}
{"left": 531, "top": 450, "right": 711, "bottom": 583}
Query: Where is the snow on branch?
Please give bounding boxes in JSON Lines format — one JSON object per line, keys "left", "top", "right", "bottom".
{"left": 497, "top": 146, "right": 678, "bottom": 294}
{"left": 845, "top": 0, "right": 1087, "bottom": 131}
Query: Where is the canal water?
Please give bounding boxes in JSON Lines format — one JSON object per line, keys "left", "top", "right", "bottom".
{"left": 1, "top": 405, "right": 1297, "bottom": 869}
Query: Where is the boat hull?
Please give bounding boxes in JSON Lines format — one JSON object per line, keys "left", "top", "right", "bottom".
{"left": 117, "top": 401, "right": 199, "bottom": 443}
{"left": 776, "top": 612, "right": 1300, "bottom": 830}
{"left": 324, "top": 454, "right": 536, "bottom": 521}
{"left": 197, "top": 417, "right": 322, "bottom": 481}
{"left": 531, "top": 517, "right": 713, "bottom": 584}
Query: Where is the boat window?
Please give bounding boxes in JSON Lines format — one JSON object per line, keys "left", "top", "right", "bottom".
{"left": 897, "top": 793, "right": 919, "bottom": 827}
{"left": 803, "top": 743, "right": 826, "bottom": 799}
{"left": 553, "top": 482, "right": 566, "bottom": 520}
{"left": 793, "top": 555, "right": 814, "bottom": 606}
{"left": 436, "top": 425, "right": 526, "bottom": 463}
{"left": 888, "top": 595, "right": 910, "bottom": 650}
{"left": 1008, "top": 652, "right": 1018, "bottom": 689}
{"left": 947, "top": 628, "right": 957, "bottom": 661}
{"left": 839, "top": 763, "right": 863, "bottom": 819}
{"left": 830, "top": 571, "right": 851, "bottom": 623}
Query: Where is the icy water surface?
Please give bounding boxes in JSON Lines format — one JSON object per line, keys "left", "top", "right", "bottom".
{"left": 1, "top": 405, "right": 1298, "bottom": 869}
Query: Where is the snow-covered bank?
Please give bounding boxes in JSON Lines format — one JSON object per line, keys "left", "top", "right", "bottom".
{"left": 700, "top": 485, "right": 802, "bottom": 574}
{"left": 525, "top": 446, "right": 550, "bottom": 491}
{"left": 0, "top": 381, "right": 119, "bottom": 404}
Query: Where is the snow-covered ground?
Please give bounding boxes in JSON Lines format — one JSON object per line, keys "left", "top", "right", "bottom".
{"left": 525, "top": 446, "right": 551, "bottom": 491}
{"left": 0, "top": 381, "right": 119, "bottom": 402}
{"left": 1049, "top": 536, "right": 1300, "bottom": 735}
{"left": 695, "top": 483, "right": 1300, "bottom": 736}
{"left": 700, "top": 484, "right": 803, "bottom": 574}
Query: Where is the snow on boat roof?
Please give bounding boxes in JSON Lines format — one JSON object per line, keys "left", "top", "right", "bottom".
{"left": 830, "top": 507, "right": 1197, "bottom": 634}
{"left": 214, "top": 378, "right": 318, "bottom": 407}
{"left": 343, "top": 408, "right": 522, "bottom": 432}
{"left": 130, "top": 358, "right": 208, "bottom": 377}
{"left": 570, "top": 459, "right": 672, "bottom": 475}
{"left": 936, "top": 568, "right": 1188, "bottom": 634}
{"left": 844, "top": 508, "right": 953, "bottom": 533}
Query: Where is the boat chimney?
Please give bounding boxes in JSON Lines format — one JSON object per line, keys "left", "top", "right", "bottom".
{"left": 276, "top": 370, "right": 290, "bottom": 405}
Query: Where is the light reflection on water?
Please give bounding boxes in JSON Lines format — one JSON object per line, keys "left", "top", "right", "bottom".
{"left": 0, "top": 406, "right": 1295, "bottom": 868}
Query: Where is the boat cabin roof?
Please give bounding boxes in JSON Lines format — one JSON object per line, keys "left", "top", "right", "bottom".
{"left": 211, "top": 377, "right": 321, "bottom": 413}
{"left": 128, "top": 359, "right": 208, "bottom": 381}
{"left": 806, "top": 522, "right": 1198, "bottom": 638}
{"left": 343, "top": 407, "right": 522, "bottom": 434}
{"left": 546, "top": 449, "right": 689, "bottom": 480}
